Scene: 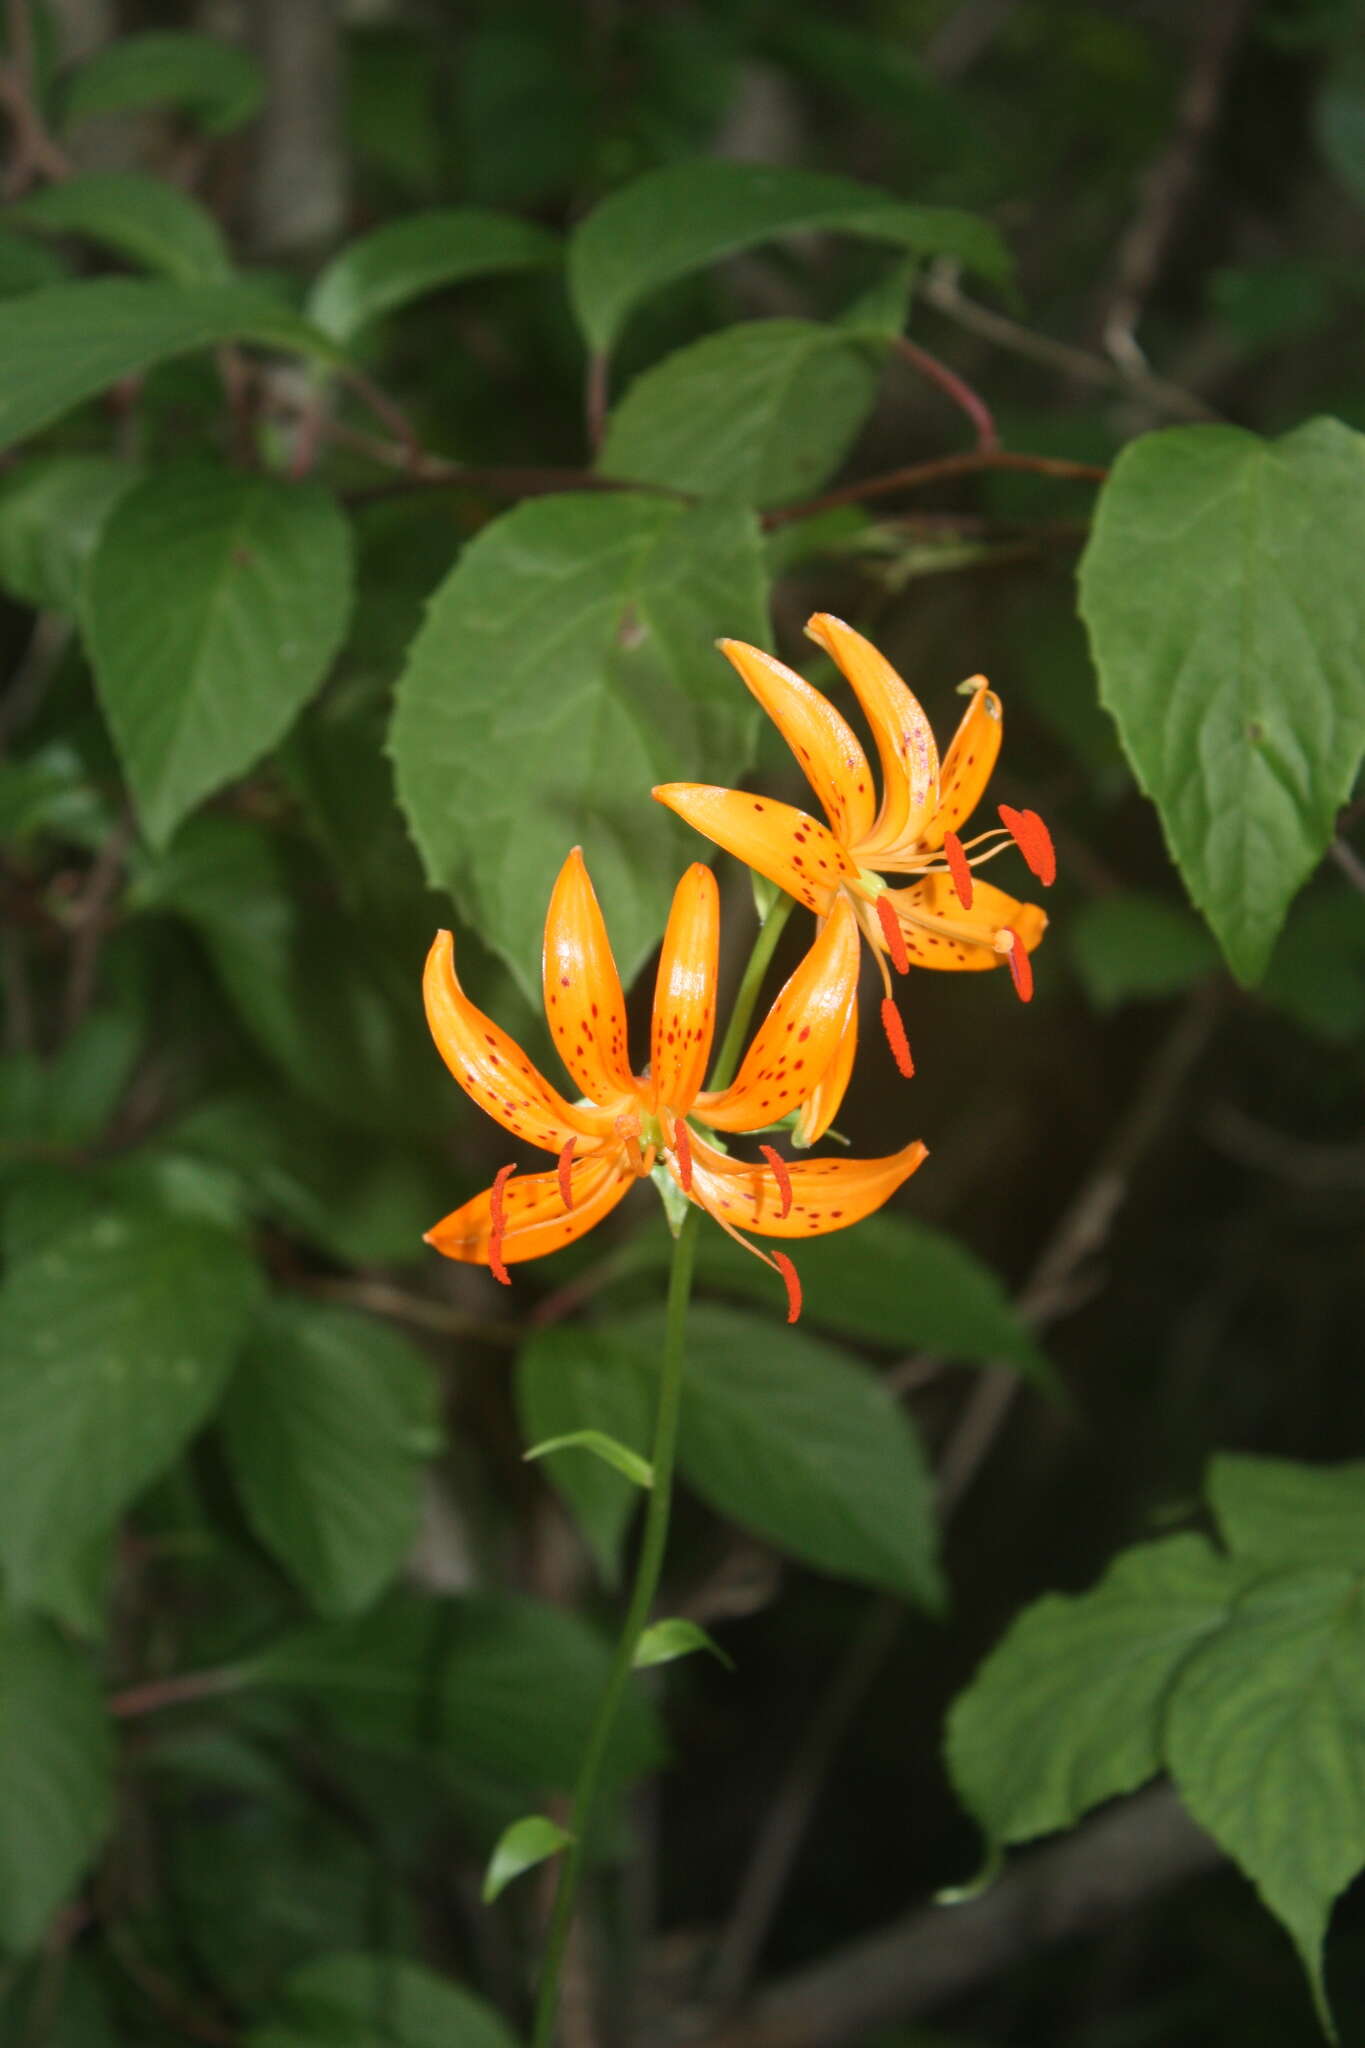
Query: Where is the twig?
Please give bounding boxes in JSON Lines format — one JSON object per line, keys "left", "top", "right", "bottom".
{"left": 108, "top": 1666, "right": 245, "bottom": 1719}
{"left": 707, "top": 985, "right": 1222, "bottom": 2006}
{"left": 766, "top": 449, "right": 1108, "bottom": 530}
{"left": 892, "top": 333, "right": 998, "bottom": 450}
{"left": 1202, "top": 1103, "right": 1365, "bottom": 1194}
{"left": 586, "top": 351, "right": 610, "bottom": 451}
{"left": 0, "top": 0, "right": 73, "bottom": 197}
{"left": 1099, "top": 0, "right": 1252, "bottom": 377}
{"left": 691, "top": 1785, "right": 1221, "bottom": 2048}
{"left": 1329, "top": 836, "right": 1365, "bottom": 897}
{"left": 58, "top": 813, "right": 134, "bottom": 1042}
{"left": 293, "top": 1273, "right": 521, "bottom": 1346}
{"left": 921, "top": 262, "right": 1216, "bottom": 423}
{"left": 106, "top": 1921, "right": 238, "bottom": 2047}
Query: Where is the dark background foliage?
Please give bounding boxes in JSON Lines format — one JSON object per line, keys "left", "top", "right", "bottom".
{"left": 2, "top": 1, "right": 1365, "bottom": 2044}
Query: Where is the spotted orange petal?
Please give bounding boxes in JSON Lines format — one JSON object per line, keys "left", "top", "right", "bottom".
{"left": 543, "top": 848, "right": 635, "bottom": 1107}
{"left": 652, "top": 783, "right": 857, "bottom": 917}
{"left": 716, "top": 638, "right": 876, "bottom": 848}
{"left": 883, "top": 872, "right": 1048, "bottom": 971}
{"left": 684, "top": 1130, "right": 929, "bottom": 1239}
{"left": 424, "top": 1147, "right": 632, "bottom": 1266}
{"left": 804, "top": 613, "right": 940, "bottom": 854}
{"left": 697, "top": 896, "right": 859, "bottom": 1134}
{"left": 792, "top": 997, "right": 858, "bottom": 1148}
{"left": 916, "top": 679, "right": 1003, "bottom": 850}
{"left": 651, "top": 863, "right": 719, "bottom": 1117}
{"left": 424, "top": 932, "right": 610, "bottom": 1152}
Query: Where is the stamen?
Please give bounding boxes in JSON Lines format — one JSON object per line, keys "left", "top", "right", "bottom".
{"left": 488, "top": 1162, "right": 517, "bottom": 1285}
{"left": 759, "top": 1144, "right": 793, "bottom": 1219}
{"left": 998, "top": 804, "right": 1056, "bottom": 887}
{"left": 772, "top": 1251, "right": 802, "bottom": 1324}
{"left": 557, "top": 1138, "right": 575, "bottom": 1209}
{"left": 615, "top": 1113, "right": 645, "bottom": 1177}
{"left": 672, "top": 1117, "right": 693, "bottom": 1194}
{"left": 1003, "top": 928, "right": 1034, "bottom": 1003}
{"left": 880, "top": 996, "right": 915, "bottom": 1077}
{"left": 942, "top": 830, "right": 974, "bottom": 910}
{"left": 874, "top": 892, "right": 910, "bottom": 974}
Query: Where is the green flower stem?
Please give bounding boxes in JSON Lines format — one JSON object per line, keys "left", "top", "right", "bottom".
{"left": 529, "top": 891, "right": 790, "bottom": 2045}
{"left": 530, "top": 1202, "right": 700, "bottom": 2048}
{"left": 707, "top": 889, "right": 793, "bottom": 1092}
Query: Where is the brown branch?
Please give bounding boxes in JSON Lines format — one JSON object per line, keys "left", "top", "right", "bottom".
{"left": 0, "top": 0, "right": 73, "bottom": 197}
{"left": 1329, "top": 836, "right": 1365, "bottom": 898}
{"left": 293, "top": 1273, "right": 521, "bottom": 1346}
{"left": 108, "top": 1666, "right": 245, "bottom": 1719}
{"left": 585, "top": 351, "right": 610, "bottom": 452}
{"left": 892, "top": 333, "right": 997, "bottom": 451}
{"left": 59, "top": 813, "right": 134, "bottom": 1042}
{"left": 692, "top": 1785, "right": 1221, "bottom": 2048}
{"left": 766, "top": 449, "right": 1108, "bottom": 530}
{"left": 1099, "top": 0, "right": 1252, "bottom": 376}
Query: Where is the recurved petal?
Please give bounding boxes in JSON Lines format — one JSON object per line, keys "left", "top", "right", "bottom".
{"left": 686, "top": 1130, "right": 929, "bottom": 1239}
{"left": 652, "top": 784, "right": 857, "bottom": 917}
{"left": 543, "top": 848, "right": 635, "bottom": 1106}
{"left": 804, "top": 613, "right": 939, "bottom": 854}
{"left": 424, "top": 1148, "right": 632, "bottom": 1266}
{"left": 792, "top": 996, "right": 858, "bottom": 1148}
{"left": 697, "top": 896, "right": 860, "bottom": 1133}
{"left": 424, "top": 932, "right": 609, "bottom": 1151}
{"left": 915, "top": 679, "right": 1003, "bottom": 850}
{"left": 651, "top": 863, "right": 719, "bottom": 1116}
{"left": 717, "top": 638, "right": 876, "bottom": 848}
{"left": 885, "top": 872, "right": 1048, "bottom": 971}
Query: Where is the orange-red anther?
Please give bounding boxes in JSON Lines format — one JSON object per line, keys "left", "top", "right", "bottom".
{"left": 880, "top": 996, "right": 915, "bottom": 1077}
{"left": 943, "top": 829, "right": 974, "bottom": 910}
{"left": 557, "top": 1138, "right": 576, "bottom": 1209}
{"left": 773, "top": 1250, "right": 802, "bottom": 1324}
{"left": 488, "top": 1162, "right": 518, "bottom": 1284}
{"left": 874, "top": 892, "right": 910, "bottom": 974}
{"left": 1004, "top": 928, "right": 1034, "bottom": 1003}
{"left": 998, "top": 805, "right": 1056, "bottom": 887}
{"left": 759, "top": 1143, "right": 793, "bottom": 1219}
{"left": 672, "top": 1117, "right": 693, "bottom": 1193}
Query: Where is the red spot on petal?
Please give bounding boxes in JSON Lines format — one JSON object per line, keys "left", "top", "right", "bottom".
{"left": 880, "top": 997, "right": 915, "bottom": 1077}
{"left": 557, "top": 1138, "right": 576, "bottom": 1209}
{"left": 874, "top": 893, "right": 909, "bottom": 975}
{"left": 998, "top": 805, "right": 1056, "bottom": 887}
{"left": 759, "top": 1144, "right": 793, "bottom": 1219}
{"left": 488, "top": 1163, "right": 517, "bottom": 1285}
{"left": 1005, "top": 928, "right": 1034, "bottom": 1003}
{"left": 943, "top": 830, "right": 974, "bottom": 909}
{"left": 773, "top": 1251, "right": 802, "bottom": 1324}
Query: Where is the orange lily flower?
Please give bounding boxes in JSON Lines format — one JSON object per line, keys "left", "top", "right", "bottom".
{"left": 653, "top": 613, "right": 1055, "bottom": 1072}
{"left": 422, "top": 848, "right": 927, "bottom": 1320}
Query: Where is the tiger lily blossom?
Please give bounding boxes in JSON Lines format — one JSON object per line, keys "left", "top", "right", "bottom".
{"left": 654, "top": 613, "right": 1055, "bottom": 1073}
{"left": 422, "top": 849, "right": 927, "bottom": 1320}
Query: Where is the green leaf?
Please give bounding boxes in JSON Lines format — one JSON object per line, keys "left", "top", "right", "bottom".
{"left": 618, "top": 1304, "right": 944, "bottom": 1605}
{"left": 308, "top": 205, "right": 559, "bottom": 342}
{"left": 85, "top": 465, "right": 353, "bottom": 846}
{"left": 390, "top": 491, "right": 767, "bottom": 999}
{"left": 1165, "top": 1566, "right": 1365, "bottom": 2037}
{"left": 1315, "top": 49, "right": 1365, "bottom": 211}
{"left": 1261, "top": 886, "right": 1365, "bottom": 1043}
{"left": 656, "top": 1212, "right": 1051, "bottom": 1380}
{"left": 0, "top": 456, "right": 138, "bottom": 613}
{"left": 525, "top": 1429, "right": 654, "bottom": 1490}
{"left": 568, "top": 160, "right": 1008, "bottom": 354}
{"left": 1069, "top": 891, "right": 1220, "bottom": 1010}
{"left": 0, "top": 227, "right": 65, "bottom": 297}
{"left": 601, "top": 319, "right": 885, "bottom": 507}
{"left": 0, "top": 278, "right": 338, "bottom": 452}
{"left": 249, "top": 1590, "right": 664, "bottom": 1793}
{"left": 0, "top": 1203, "right": 262, "bottom": 1603}
{"left": 220, "top": 1296, "right": 438, "bottom": 1616}
{"left": 516, "top": 1326, "right": 655, "bottom": 1585}
{"left": 946, "top": 1535, "right": 1250, "bottom": 1845}
{"left": 0, "top": 1614, "right": 113, "bottom": 1950}
{"left": 482, "top": 1815, "right": 573, "bottom": 1904}
{"left": 7, "top": 172, "right": 232, "bottom": 285}
{"left": 62, "top": 32, "right": 264, "bottom": 135}
{"left": 1078, "top": 418, "right": 1365, "bottom": 983}
{"left": 1208, "top": 1455, "right": 1365, "bottom": 1573}
{"left": 248, "top": 1951, "right": 520, "bottom": 2048}
{"left": 634, "top": 1618, "right": 733, "bottom": 1672}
